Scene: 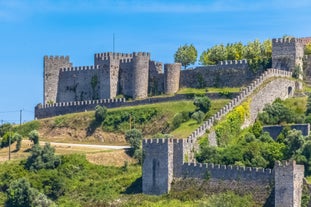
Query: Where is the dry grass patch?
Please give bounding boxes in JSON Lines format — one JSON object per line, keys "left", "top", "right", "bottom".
{"left": 86, "top": 149, "right": 137, "bottom": 166}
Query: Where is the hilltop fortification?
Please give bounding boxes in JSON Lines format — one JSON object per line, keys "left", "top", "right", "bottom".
{"left": 37, "top": 36, "right": 311, "bottom": 119}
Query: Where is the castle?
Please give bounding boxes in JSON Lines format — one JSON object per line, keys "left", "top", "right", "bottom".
{"left": 43, "top": 52, "right": 181, "bottom": 105}
{"left": 37, "top": 37, "right": 311, "bottom": 206}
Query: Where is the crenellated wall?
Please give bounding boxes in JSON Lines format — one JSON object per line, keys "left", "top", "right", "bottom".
{"left": 263, "top": 124, "right": 310, "bottom": 140}
{"left": 272, "top": 37, "right": 311, "bottom": 75}
{"left": 57, "top": 65, "right": 102, "bottom": 102}
{"left": 274, "top": 160, "right": 304, "bottom": 207}
{"left": 35, "top": 93, "right": 232, "bottom": 119}
{"left": 44, "top": 56, "right": 72, "bottom": 104}
{"left": 180, "top": 59, "right": 254, "bottom": 88}
{"left": 142, "top": 69, "right": 304, "bottom": 206}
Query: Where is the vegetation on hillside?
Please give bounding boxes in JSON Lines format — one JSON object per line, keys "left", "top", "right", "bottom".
{"left": 197, "top": 96, "right": 311, "bottom": 178}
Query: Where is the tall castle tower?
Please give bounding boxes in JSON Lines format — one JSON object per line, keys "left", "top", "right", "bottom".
{"left": 131, "top": 52, "right": 150, "bottom": 99}
{"left": 272, "top": 37, "right": 311, "bottom": 73}
{"left": 44, "top": 56, "right": 72, "bottom": 104}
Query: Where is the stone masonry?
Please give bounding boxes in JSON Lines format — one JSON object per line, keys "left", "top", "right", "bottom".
{"left": 142, "top": 69, "right": 305, "bottom": 206}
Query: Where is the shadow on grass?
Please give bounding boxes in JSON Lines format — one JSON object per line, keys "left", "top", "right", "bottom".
{"left": 123, "top": 177, "right": 142, "bottom": 194}
{"left": 86, "top": 119, "right": 101, "bottom": 137}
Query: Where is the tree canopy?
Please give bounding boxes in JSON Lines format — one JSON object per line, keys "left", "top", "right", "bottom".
{"left": 199, "top": 39, "right": 272, "bottom": 72}
{"left": 174, "top": 44, "right": 197, "bottom": 69}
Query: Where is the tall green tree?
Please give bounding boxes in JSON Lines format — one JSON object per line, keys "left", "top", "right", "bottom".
{"left": 200, "top": 44, "right": 227, "bottom": 65}
{"left": 174, "top": 44, "right": 197, "bottom": 69}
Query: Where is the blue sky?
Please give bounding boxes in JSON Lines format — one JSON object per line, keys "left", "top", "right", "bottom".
{"left": 1, "top": 0, "right": 311, "bottom": 123}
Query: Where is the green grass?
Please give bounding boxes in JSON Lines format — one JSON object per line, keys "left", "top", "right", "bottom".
{"left": 171, "top": 99, "right": 231, "bottom": 138}
{"left": 177, "top": 87, "right": 240, "bottom": 94}
{"left": 283, "top": 96, "right": 307, "bottom": 115}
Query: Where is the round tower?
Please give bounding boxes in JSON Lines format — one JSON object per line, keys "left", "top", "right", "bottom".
{"left": 164, "top": 63, "right": 181, "bottom": 94}
{"left": 132, "top": 52, "right": 150, "bottom": 99}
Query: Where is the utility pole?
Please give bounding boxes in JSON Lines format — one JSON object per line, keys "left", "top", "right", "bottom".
{"left": 8, "top": 132, "right": 11, "bottom": 160}
{"left": 113, "top": 33, "right": 115, "bottom": 53}
{"left": 20, "top": 109, "right": 22, "bottom": 126}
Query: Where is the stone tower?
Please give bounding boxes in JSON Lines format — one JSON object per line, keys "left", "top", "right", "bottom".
{"left": 272, "top": 37, "right": 311, "bottom": 73}
{"left": 142, "top": 139, "right": 173, "bottom": 195}
{"left": 164, "top": 63, "right": 181, "bottom": 94}
{"left": 131, "top": 52, "right": 150, "bottom": 99}
{"left": 274, "top": 160, "right": 304, "bottom": 207}
{"left": 44, "top": 56, "right": 72, "bottom": 104}
{"left": 94, "top": 52, "right": 121, "bottom": 99}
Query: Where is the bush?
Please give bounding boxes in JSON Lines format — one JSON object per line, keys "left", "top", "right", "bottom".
{"left": 6, "top": 178, "right": 55, "bottom": 207}
{"left": 0, "top": 123, "right": 12, "bottom": 137}
{"left": 193, "top": 96, "right": 211, "bottom": 113}
{"left": 28, "top": 130, "right": 39, "bottom": 145}
{"left": 14, "top": 133, "right": 22, "bottom": 151}
{"left": 191, "top": 110, "right": 205, "bottom": 124}
{"left": 171, "top": 113, "right": 183, "bottom": 130}
{"left": 125, "top": 129, "right": 143, "bottom": 151}
{"left": 95, "top": 105, "right": 107, "bottom": 122}
{"left": 25, "top": 143, "right": 61, "bottom": 171}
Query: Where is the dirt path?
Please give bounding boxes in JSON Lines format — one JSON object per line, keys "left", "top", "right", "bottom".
{"left": 41, "top": 141, "right": 131, "bottom": 149}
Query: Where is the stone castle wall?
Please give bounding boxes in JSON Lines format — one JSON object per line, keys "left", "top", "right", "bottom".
{"left": 36, "top": 93, "right": 233, "bottom": 119}
{"left": 44, "top": 56, "right": 72, "bottom": 104}
{"left": 142, "top": 69, "right": 305, "bottom": 206}
{"left": 272, "top": 37, "right": 311, "bottom": 73}
{"left": 274, "top": 160, "right": 304, "bottom": 207}
{"left": 263, "top": 124, "right": 310, "bottom": 139}
{"left": 56, "top": 65, "right": 103, "bottom": 102}
{"left": 180, "top": 60, "right": 254, "bottom": 88}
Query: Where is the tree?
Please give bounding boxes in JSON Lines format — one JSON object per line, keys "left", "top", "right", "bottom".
{"left": 125, "top": 129, "right": 143, "bottom": 151}
{"left": 28, "top": 130, "right": 39, "bottom": 145}
{"left": 25, "top": 143, "right": 61, "bottom": 171}
{"left": 6, "top": 178, "right": 55, "bottom": 207}
{"left": 14, "top": 133, "right": 22, "bottom": 151}
{"left": 174, "top": 44, "right": 197, "bottom": 69}
{"left": 200, "top": 44, "right": 227, "bottom": 65}
{"left": 191, "top": 110, "right": 205, "bottom": 124}
{"left": 95, "top": 105, "right": 107, "bottom": 122}
{"left": 193, "top": 96, "right": 211, "bottom": 113}
{"left": 6, "top": 178, "right": 35, "bottom": 207}
{"left": 0, "top": 123, "right": 12, "bottom": 137}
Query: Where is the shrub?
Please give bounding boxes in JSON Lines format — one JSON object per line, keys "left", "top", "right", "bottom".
{"left": 6, "top": 178, "right": 55, "bottom": 207}
{"left": 125, "top": 129, "right": 143, "bottom": 151}
{"left": 0, "top": 123, "right": 12, "bottom": 137}
{"left": 95, "top": 105, "right": 107, "bottom": 122}
{"left": 193, "top": 96, "right": 211, "bottom": 113}
{"left": 25, "top": 143, "right": 61, "bottom": 171}
{"left": 191, "top": 110, "right": 205, "bottom": 124}
{"left": 14, "top": 133, "right": 22, "bottom": 151}
{"left": 28, "top": 130, "right": 39, "bottom": 145}
{"left": 171, "top": 113, "right": 183, "bottom": 130}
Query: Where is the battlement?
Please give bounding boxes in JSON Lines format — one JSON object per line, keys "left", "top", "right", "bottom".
{"left": 272, "top": 37, "right": 296, "bottom": 44}
{"left": 59, "top": 65, "right": 100, "bottom": 72}
{"left": 185, "top": 68, "right": 293, "bottom": 145}
{"left": 94, "top": 52, "right": 133, "bottom": 62}
{"left": 44, "top": 55, "right": 70, "bottom": 61}
{"left": 219, "top": 59, "right": 247, "bottom": 65}
{"left": 275, "top": 159, "right": 296, "bottom": 167}
{"left": 143, "top": 138, "right": 171, "bottom": 144}
{"left": 94, "top": 52, "right": 150, "bottom": 61}
{"left": 272, "top": 37, "right": 311, "bottom": 45}
{"left": 37, "top": 98, "right": 126, "bottom": 109}
{"left": 133, "top": 52, "right": 150, "bottom": 57}
{"left": 184, "top": 162, "right": 272, "bottom": 174}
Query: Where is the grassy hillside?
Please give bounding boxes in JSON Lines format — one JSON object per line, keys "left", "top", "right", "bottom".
{"left": 16, "top": 99, "right": 230, "bottom": 144}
